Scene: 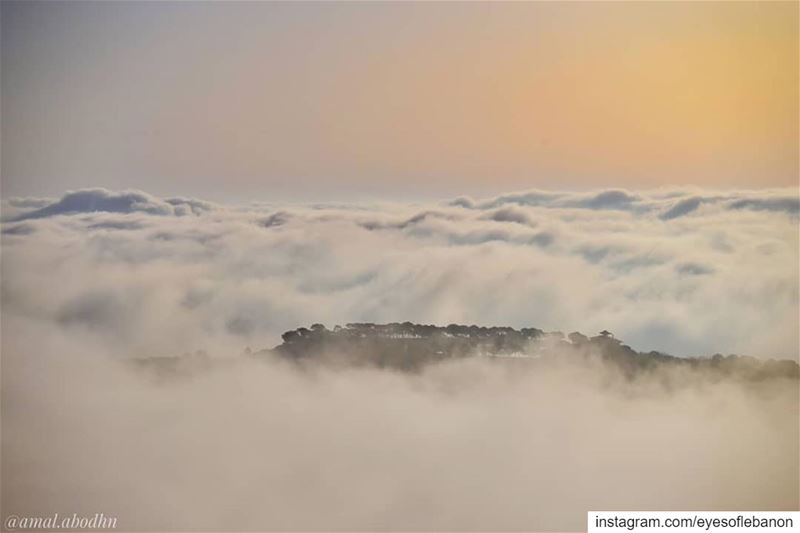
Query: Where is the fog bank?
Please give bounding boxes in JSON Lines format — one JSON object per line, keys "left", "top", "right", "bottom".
{"left": 2, "top": 316, "right": 797, "bottom": 531}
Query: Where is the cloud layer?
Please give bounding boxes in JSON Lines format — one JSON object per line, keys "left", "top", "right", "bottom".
{"left": 2, "top": 186, "right": 797, "bottom": 359}
{"left": 2, "top": 186, "right": 798, "bottom": 530}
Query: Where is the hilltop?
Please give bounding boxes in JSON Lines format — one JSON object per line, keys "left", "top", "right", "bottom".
{"left": 258, "top": 322, "right": 800, "bottom": 380}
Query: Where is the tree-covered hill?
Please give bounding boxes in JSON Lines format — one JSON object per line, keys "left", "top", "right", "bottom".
{"left": 260, "top": 323, "right": 800, "bottom": 380}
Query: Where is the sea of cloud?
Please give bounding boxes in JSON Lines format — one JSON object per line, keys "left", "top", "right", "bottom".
{"left": 1, "top": 187, "right": 798, "bottom": 530}
{"left": 2, "top": 186, "right": 798, "bottom": 359}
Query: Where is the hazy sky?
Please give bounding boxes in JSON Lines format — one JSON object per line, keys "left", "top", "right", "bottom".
{"left": 2, "top": 1, "right": 798, "bottom": 201}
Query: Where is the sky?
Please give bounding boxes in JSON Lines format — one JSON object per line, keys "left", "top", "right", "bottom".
{"left": 2, "top": 1, "right": 798, "bottom": 202}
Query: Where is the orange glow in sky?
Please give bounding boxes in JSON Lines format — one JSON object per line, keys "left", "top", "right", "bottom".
{"left": 2, "top": 1, "right": 797, "bottom": 200}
